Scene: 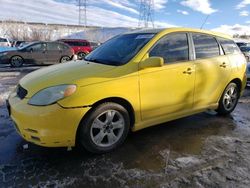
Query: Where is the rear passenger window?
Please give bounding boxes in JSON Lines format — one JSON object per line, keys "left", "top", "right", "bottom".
{"left": 193, "top": 34, "right": 220, "bottom": 59}
{"left": 149, "top": 33, "right": 189, "bottom": 63}
{"left": 218, "top": 38, "right": 241, "bottom": 54}
{"left": 47, "top": 43, "right": 59, "bottom": 51}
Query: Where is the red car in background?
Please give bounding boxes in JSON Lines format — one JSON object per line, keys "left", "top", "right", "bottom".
{"left": 58, "top": 39, "right": 92, "bottom": 60}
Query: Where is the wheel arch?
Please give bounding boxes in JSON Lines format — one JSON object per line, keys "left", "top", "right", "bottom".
{"left": 60, "top": 55, "right": 70, "bottom": 63}
{"left": 75, "top": 97, "right": 135, "bottom": 145}
{"left": 216, "top": 78, "right": 242, "bottom": 105}
{"left": 230, "top": 78, "right": 242, "bottom": 91}
{"left": 9, "top": 55, "right": 25, "bottom": 63}
{"left": 78, "top": 51, "right": 88, "bottom": 55}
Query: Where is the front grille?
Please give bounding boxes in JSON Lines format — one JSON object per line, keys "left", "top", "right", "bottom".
{"left": 16, "top": 85, "right": 27, "bottom": 99}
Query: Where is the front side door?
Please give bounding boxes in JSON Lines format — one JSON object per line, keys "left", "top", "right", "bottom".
{"left": 191, "top": 33, "right": 232, "bottom": 108}
{"left": 139, "top": 33, "right": 195, "bottom": 121}
{"left": 25, "top": 43, "right": 47, "bottom": 64}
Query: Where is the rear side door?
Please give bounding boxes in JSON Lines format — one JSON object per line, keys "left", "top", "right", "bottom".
{"left": 46, "top": 42, "right": 61, "bottom": 64}
{"left": 139, "top": 33, "right": 195, "bottom": 121}
{"left": 191, "top": 33, "right": 232, "bottom": 108}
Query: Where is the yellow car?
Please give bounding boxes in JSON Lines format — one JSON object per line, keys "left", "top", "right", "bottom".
{"left": 7, "top": 28, "right": 247, "bottom": 153}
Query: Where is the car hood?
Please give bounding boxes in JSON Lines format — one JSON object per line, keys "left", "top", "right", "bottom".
{"left": 0, "top": 47, "right": 17, "bottom": 53}
{"left": 20, "top": 60, "right": 116, "bottom": 97}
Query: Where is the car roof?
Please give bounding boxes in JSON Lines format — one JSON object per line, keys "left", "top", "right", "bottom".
{"left": 126, "top": 27, "right": 232, "bottom": 40}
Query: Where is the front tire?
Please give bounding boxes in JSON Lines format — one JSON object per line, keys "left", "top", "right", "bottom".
{"left": 217, "top": 83, "right": 240, "bottom": 115}
{"left": 10, "top": 56, "right": 24, "bottom": 67}
{"left": 79, "top": 102, "right": 130, "bottom": 154}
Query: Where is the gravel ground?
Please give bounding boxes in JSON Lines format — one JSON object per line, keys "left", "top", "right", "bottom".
{"left": 0, "top": 65, "right": 250, "bottom": 188}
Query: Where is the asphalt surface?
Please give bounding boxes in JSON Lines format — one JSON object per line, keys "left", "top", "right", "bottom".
{"left": 0, "top": 64, "right": 250, "bottom": 188}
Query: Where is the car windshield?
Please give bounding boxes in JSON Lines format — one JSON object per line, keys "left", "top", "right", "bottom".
{"left": 84, "top": 33, "right": 155, "bottom": 66}
{"left": 18, "top": 42, "right": 34, "bottom": 49}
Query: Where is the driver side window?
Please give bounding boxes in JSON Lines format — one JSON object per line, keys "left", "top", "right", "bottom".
{"left": 27, "top": 43, "right": 45, "bottom": 52}
{"left": 149, "top": 33, "right": 189, "bottom": 64}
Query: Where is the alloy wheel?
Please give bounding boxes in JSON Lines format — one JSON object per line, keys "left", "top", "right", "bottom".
{"left": 222, "top": 85, "right": 238, "bottom": 111}
{"left": 90, "top": 110, "right": 125, "bottom": 147}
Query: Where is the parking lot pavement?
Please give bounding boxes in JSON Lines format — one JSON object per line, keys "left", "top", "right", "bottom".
{"left": 0, "top": 67, "right": 250, "bottom": 187}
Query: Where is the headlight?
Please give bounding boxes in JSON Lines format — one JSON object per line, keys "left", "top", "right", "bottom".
{"left": 0, "top": 52, "right": 7, "bottom": 56}
{"left": 28, "top": 85, "right": 76, "bottom": 106}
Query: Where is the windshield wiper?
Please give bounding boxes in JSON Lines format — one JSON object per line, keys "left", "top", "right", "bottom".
{"left": 86, "top": 58, "right": 104, "bottom": 64}
{"left": 84, "top": 58, "right": 120, "bottom": 66}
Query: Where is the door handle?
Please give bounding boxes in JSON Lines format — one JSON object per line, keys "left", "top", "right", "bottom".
{"left": 183, "top": 68, "right": 194, "bottom": 74}
{"left": 220, "top": 62, "right": 227, "bottom": 68}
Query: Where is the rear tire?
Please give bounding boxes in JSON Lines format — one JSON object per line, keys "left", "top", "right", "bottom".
{"left": 78, "top": 102, "right": 130, "bottom": 154}
{"left": 217, "top": 83, "right": 240, "bottom": 115}
{"left": 60, "top": 56, "right": 70, "bottom": 63}
{"left": 77, "top": 52, "right": 86, "bottom": 60}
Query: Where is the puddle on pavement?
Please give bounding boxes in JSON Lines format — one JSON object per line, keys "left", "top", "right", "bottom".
{"left": 109, "top": 112, "right": 236, "bottom": 171}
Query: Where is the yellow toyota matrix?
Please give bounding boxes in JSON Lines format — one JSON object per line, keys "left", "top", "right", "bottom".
{"left": 7, "top": 28, "right": 247, "bottom": 153}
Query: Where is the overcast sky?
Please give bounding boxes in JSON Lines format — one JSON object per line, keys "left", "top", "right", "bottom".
{"left": 0, "top": 0, "right": 250, "bottom": 35}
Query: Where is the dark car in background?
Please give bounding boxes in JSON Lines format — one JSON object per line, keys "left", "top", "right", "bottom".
{"left": 58, "top": 39, "right": 92, "bottom": 60}
{"left": 0, "top": 41, "right": 74, "bottom": 67}
{"left": 236, "top": 42, "right": 248, "bottom": 48}
{"left": 240, "top": 46, "right": 250, "bottom": 62}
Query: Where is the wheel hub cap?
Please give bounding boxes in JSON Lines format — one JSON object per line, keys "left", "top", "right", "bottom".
{"left": 223, "top": 86, "right": 238, "bottom": 111}
{"left": 90, "top": 110, "right": 125, "bottom": 147}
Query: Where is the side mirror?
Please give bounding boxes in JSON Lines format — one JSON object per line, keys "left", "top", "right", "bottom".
{"left": 140, "top": 57, "right": 164, "bottom": 69}
{"left": 29, "top": 48, "right": 33, "bottom": 53}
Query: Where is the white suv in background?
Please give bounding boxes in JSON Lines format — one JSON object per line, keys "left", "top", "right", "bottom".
{"left": 0, "top": 37, "right": 11, "bottom": 47}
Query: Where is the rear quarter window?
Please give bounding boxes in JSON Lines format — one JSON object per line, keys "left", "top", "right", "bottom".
{"left": 218, "top": 38, "right": 241, "bottom": 55}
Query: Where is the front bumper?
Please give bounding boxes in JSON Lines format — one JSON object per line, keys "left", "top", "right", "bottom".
{"left": 7, "top": 93, "right": 90, "bottom": 147}
{"left": 0, "top": 56, "right": 9, "bottom": 64}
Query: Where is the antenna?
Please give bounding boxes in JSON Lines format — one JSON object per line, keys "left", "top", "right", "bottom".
{"left": 138, "top": 0, "right": 154, "bottom": 28}
{"left": 200, "top": 15, "right": 209, "bottom": 29}
{"left": 78, "top": 0, "right": 87, "bottom": 27}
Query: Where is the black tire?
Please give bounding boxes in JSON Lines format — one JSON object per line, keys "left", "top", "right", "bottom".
{"left": 60, "top": 56, "right": 70, "bottom": 63}
{"left": 78, "top": 102, "right": 130, "bottom": 154}
{"left": 10, "top": 56, "right": 24, "bottom": 67}
{"left": 77, "top": 52, "right": 86, "bottom": 60}
{"left": 217, "top": 82, "right": 240, "bottom": 115}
